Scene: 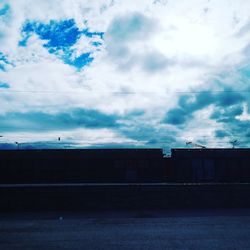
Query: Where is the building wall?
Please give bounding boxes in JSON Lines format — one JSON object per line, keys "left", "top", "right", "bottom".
{"left": 0, "top": 149, "right": 166, "bottom": 183}
{"left": 171, "top": 149, "right": 250, "bottom": 183}
{"left": 1, "top": 148, "right": 250, "bottom": 184}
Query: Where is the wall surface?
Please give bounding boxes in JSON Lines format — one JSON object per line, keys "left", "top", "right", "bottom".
{"left": 1, "top": 183, "right": 250, "bottom": 211}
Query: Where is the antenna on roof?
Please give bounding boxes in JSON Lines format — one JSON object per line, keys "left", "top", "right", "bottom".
{"left": 230, "top": 139, "right": 239, "bottom": 149}
{"left": 186, "top": 141, "right": 206, "bottom": 149}
{"left": 15, "top": 141, "right": 20, "bottom": 150}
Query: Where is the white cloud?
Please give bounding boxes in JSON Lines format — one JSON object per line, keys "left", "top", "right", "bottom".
{"left": 70, "top": 35, "right": 103, "bottom": 59}
{"left": 236, "top": 103, "right": 250, "bottom": 121}
{"left": 2, "top": 127, "right": 138, "bottom": 147}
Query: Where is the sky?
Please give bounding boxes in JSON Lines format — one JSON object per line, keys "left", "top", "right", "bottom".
{"left": 0, "top": 0, "right": 250, "bottom": 151}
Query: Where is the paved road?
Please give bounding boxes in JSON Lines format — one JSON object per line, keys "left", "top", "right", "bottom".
{"left": 1, "top": 210, "right": 250, "bottom": 250}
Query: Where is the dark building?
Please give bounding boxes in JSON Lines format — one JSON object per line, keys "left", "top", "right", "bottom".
{"left": 171, "top": 148, "right": 250, "bottom": 183}
{"left": 0, "top": 149, "right": 166, "bottom": 183}
{"left": 1, "top": 148, "right": 250, "bottom": 184}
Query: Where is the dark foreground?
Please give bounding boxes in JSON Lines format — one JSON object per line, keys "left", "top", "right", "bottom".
{"left": 1, "top": 209, "right": 250, "bottom": 250}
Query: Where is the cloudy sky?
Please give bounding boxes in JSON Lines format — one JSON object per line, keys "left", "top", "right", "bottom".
{"left": 0, "top": 0, "right": 250, "bottom": 151}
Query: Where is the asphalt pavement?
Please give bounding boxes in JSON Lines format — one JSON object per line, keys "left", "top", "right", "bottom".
{"left": 1, "top": 209, "right": 250, "bottom": 250}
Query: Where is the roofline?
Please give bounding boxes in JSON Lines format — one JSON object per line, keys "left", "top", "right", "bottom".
{"left": 172, "top": 148, "right": 250, "bottom": 150}
{"left": 0, "top": 148, "right": 163, "bottom": 152}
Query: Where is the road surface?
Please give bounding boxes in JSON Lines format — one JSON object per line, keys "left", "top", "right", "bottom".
{"left": 1, "top": 209, "right": 250, "bottom": 250}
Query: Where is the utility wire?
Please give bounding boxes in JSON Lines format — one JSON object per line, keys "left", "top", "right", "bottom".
{"left": 0, "top": 136, "right": 249, "bottom": 144}
{"left": 1, "top": 89, "right": 250, "bottom": 94}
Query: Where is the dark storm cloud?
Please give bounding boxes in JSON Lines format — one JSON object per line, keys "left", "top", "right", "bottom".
{"left": 163, "top": 89, "right": 245, "bottom": 126}
{"left": 163, "top": 108, "right": 187, "bottom": 125}
{"left": 162, "top": 88, "right": 250, "bottom": 146}
{"left": 214, "top": 119, "right": 250, "bottom": 145}
{"left": 216, "top": 91, "right": 244, "bottom": 106}
{"left": 116, "top": 111, "right": 177, "bottom": 148}
{"left": 215, "top": 130, "right": 230, "bottom": 139}
{"left": 163, "top": 92, "right": 214, "bottom": 125}
{"left": 120, "top": 122, "right": 177, "bottom": 149}
{"left": 0, "top": 108, "right": 119, "bottom": 132}
{"left": 210, "top": 105, "right": 243, "bottom": 122}
{"left": 210, "top": 94, "right": 250, "bottom": 142}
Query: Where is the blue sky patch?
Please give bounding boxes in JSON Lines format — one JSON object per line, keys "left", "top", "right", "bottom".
{"left": 69, "top": 52, "right": 94, "bottom": 69}
{"left": 82, "top": 29, "right": 104, "bottom": 39}
{"left": 60, "top": 50, "right": 94, "bottom": 69}
{"left": 20, "top": 19, "right": 80, "bottom": 48}
{"left": 19, "top": 19, "right": 104, "bottom": 69}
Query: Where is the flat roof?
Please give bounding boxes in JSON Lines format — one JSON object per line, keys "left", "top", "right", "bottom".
{"left": 171, "top": 148, "right": 250, "bottom": 157}
{"left": 0, "top": 148, "right": 164, "bottom": 159}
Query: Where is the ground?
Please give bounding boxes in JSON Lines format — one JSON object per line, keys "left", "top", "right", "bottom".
{"left": 1, "top": 209, "right": 250, "bottom": 250}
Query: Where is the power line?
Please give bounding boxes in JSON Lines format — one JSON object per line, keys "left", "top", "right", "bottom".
{"left": 0, "top": 135, "right": 249, "bottom": 143}
{"left": 1, "top": 89, "right": 250, "bottom": 94}
{"left": 0, "top": 125, "right": 238, "bottom": 131}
